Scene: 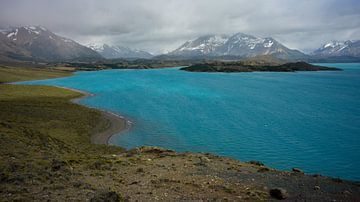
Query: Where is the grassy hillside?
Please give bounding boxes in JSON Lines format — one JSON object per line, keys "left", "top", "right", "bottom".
{"left": 0, "top": 84, "right": 125, "bottom": 201}
{"left": 0, "top": 66, "right": 72, "bottom": 83}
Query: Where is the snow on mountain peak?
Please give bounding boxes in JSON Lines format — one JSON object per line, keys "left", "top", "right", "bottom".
{"left": 6, "top": 29, "right": 18, "bottom": 38}
{"left": 5, "top": 26, "right": 48, "bottom": 40}
{"left": 263, "top": 39, "right": 274, "bottom": 48}
{"left": 61, "top": 37, "right": 74, "bottom": 43}
{"left": 207, "top": 35, "right": 229, "bottom": 45}
{"left": 23, "top": 26, "right": 41, "bottom": 35}
{"left": 177, "top": 34, "right": 230, "bottom": 53}
{"left": 86, "top": 43, "right": 105, "bottom": 52}
{"left": 227, "top": 33, "right": 275, "bottom": 50}
{"left": 312, "top": 39, "right": 360, "bottom": 57}
{"left": 323, "top": 41, "right": 344, "bottom": 49}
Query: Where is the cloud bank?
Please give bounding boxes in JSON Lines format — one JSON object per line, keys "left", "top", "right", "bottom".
{"left": 1, "top": 0, "right": 359, "bottom": 53}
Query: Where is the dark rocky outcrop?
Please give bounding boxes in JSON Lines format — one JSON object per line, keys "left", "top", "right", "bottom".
{"left": 270, "top": 188, "right": 288, "bottom": 200}
{"left": 180, "top": 61, "right": 341, "bottom": 73}
{"left": 90, "top": 190, "right": 123, "bottom": 202}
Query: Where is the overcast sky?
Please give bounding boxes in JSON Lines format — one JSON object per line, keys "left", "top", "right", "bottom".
{"left": 1, "top": 0, "right": 359, "bottom": 54}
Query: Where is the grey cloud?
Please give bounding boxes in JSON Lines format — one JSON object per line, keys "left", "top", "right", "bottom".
{"left": 0, "top": 0, "right": 359, "bottom": 53}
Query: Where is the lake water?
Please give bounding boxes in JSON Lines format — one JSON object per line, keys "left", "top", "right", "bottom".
{"left": 19, "top": 63, "right": 360, "bottom": 181}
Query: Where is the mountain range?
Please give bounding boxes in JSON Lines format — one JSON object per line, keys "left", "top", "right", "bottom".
{"left": 0, "top": 25, "right": 359, "bottom": 63}
{"left": 87, "top": 43, "right": 153, "bottom": 59}
{"left": 312, "top": 40, "right": 360, "bottom": 57}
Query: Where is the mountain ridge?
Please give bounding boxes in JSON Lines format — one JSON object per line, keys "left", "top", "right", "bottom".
{"left": 87, "top": 43, "right": 153, "bottom": 59}
{"left": 168, "top": 33, "right": 307, "bottom": 60}
{"left": 1, "top": 26, "right": 360, "bottom": 63}
{"left": 0, "top": 26, "right": 102, "bottom": 62}
{"left": 312, "top": 40, "right": 360, "bottom": 58}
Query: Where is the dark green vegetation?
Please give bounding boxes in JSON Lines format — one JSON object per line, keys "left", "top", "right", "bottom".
{"left": 180, "top": 61, "right": 341, "bottom": 73}
{"left": 1, "top": 59, "right": 196, "bottom": 71}
{"left": 0, "top": 67, "right": 359, "bottom": 201}
{"left": 60, "top": 59, "right": 196, "bottom": 69}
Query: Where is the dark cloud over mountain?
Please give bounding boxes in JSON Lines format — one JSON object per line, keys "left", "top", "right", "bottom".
{"left": 1, "top": 0, "right": 359, "bottom": 54}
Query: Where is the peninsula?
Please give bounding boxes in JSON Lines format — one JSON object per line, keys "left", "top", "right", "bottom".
{"left": 180, "top": 61, "right": 341, "bottom": 73}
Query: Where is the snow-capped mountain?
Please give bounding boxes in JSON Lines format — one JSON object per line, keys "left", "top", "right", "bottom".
{"left": 169, "top": 33, "right": 306, "bottom": 60}
{"left": 312, "top": 40, "right": 360, "bottom": 57}
{"left": 87, "top": 43, "right": 153, "bottom": 59}
{"left": 1, "top": 26, "right": 101, "bottom": 61}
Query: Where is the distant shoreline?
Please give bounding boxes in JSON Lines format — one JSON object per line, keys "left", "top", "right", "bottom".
{"left": 55, "top": 85, "right": 131, "bottom": 145}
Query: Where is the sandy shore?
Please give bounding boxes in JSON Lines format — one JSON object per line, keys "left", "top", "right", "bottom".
{"left": 55, "top": 85, "right": 130, "bottom": 145}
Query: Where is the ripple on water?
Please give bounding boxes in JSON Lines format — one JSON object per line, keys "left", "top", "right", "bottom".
{"left": 18, "top": 64, "right": 360, "bottom": 181}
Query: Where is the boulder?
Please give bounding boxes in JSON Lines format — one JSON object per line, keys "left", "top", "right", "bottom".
{"left": 247, "top": 161, "right": 264, "bottom": 166}
{"left": 90, "top": 189, "right": 122, "bottom": 202}
{"left": 269, "top": 188, "right": 288, "bottom": 200}
{"left": 292, "top": 168, "right": 304, "bottom": 174}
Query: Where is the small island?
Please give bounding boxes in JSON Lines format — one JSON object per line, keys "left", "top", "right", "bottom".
{"left": 180, "top": 61, "right": 341, "bottom": 73}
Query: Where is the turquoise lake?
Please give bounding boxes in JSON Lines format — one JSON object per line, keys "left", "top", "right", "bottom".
{"left": 19, "top": 63, "right": 360, "bottom": 181}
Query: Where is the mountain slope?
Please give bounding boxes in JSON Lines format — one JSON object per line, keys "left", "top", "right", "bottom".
{"left": 2, "top": 26, "right": 102, "bottom": 61}
{"left": 312, "top": 40, "right": 360, "bottom": 57}
{"left": 87, "top": 43, "right": 153, "bottom": 59}
{"left": 169, "top": 33, "right": 306, "bottom": 60}
{"left": 0, "top": 32, "right": 32, "bottom": 61}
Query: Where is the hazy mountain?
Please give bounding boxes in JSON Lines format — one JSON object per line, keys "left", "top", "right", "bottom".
{"left": 168, "top": 33, "right": 306, "bottom": 60}
{"left": 1, "top": 26, "right": 102, "bottom": 61}
{"left": 312, "top": 40, "right": 360, "bottom": 57}
{"left": 87, "top": 43, "right": 153, "bottom": 59}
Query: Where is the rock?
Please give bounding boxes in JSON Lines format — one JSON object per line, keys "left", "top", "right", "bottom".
{"left": 136, "top": 167, "right": 144, "bottom": 173}
{"left": 257, "top": 167, "right": 270, "bottom": 172}
{"left": 332, "top": 178, "right": 343, "bottom": 183}
{"left": 342, "top": 190, "right": 351, "bottom": 195}
{"left": 126, "top": 148, "right": 141, "bottom": 157}
{"left": 90, "top": 160, "right": 111, "bottom": 170}
{"left": 129, "top": 181, "right": 138, "bottom": 185}
{"left": 200, "top": 156, "right": 211, "bottom": 162}
{"left": 51, "top": 159, "right": 67, "bottom": 171}
{"left": 247, "top": 161, "right": 264, "bottom": 166}
{"left": 292, "top": 168, "right": 304, "bottom": 174}
{"left": 269, "top": 188, "right": 288, "bottom": 200}
{"left": 73, "top": 181, "right": 83, "bottom": 188}
{"left": 314, "top": 186, "right": 321, "bottom": 190}
{"left": 90, "top": 189, "right": 122, "bottom": 202}
{"left": 138, "top": 146, "right": 175, "bottom": 154}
